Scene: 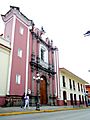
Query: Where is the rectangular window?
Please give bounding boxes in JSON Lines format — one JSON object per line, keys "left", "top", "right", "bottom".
{"left": 83, "top": 85, "right": 85, "bottom": 92}
{"left": 20, "top": 26, "right": 24, "bottom": 35}
{"left": 79, "top": 95, "right": 81, "bottom": 104}
{"left": 81, "top": 84, "right": 83, "bottom": 92}
{"left": 16, "top": 74, "right": 21, "bottom": 84}
{"left": 62, "top": 76, "right": 66, "bottom": 87}
{"left": 70, "top": 93, "right": 73, "bottom": 105}
{"left": 41, "top": 48, "right": 44, "bottom": 61}
{"left": 6, "top": 35, "right": 10, "bottom": 41}
{"left": 78, "top": 83, "right": 80, "bottom": 91}
{"left": 82, "top": 95, "right": 84, "bottom": 104}
{"left": 74, "top": 94, "right": 77, "bottom": 105}
{"left": 18, "top": 48, "right": 22, "bottom": 58}
{"left": 73, "top": 80, "right": 75, "bottom": 90}
{"left": 69, "top": 79, "right": 72, "bottom": 89}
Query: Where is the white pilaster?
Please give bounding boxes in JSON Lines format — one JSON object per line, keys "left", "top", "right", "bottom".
{"left": 54, "top": 49, "right": 60, "bottom": 99}
{"left": 7, "top": 15, "right": 16, "bottom": 95}
{"left": 25, "top": 27, "right": 30, "bottom": 94}
{"left": 54, "top": 51, "right": 57, "bottom": 96}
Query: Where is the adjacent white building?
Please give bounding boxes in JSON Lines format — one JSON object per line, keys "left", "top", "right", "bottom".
{"left": 0, "top": 36, "right": 10, "bottom": 105}
{"left": 60, "top": 68, "right": 88, "bottom": 106}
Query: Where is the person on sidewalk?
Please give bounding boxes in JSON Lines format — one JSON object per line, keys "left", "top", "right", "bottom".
{"left": 24, "top": 93, "right": 30, "bottom": 109}
{"left": 21, "top": 92, "right": 25, "bottom": 108}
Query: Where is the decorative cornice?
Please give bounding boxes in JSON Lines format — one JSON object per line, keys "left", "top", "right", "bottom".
{"left": 31, "top": 31, "right": 55, "bottom": 50}
{"left": 30, "top": 61, "right": 56, "bottom": 75}
{"left": 1, "top": 6, "right": 34, "bottom": 27}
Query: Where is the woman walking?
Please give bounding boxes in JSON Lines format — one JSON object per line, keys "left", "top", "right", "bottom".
{"left": 24, "top": 93, "right": 30, "bottom": 109}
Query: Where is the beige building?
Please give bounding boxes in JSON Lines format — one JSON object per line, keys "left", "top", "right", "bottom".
{"left": 59, "top": 68, "right": 89, "bottom": 106}
{"left": 0, "top": 36, "right": 10, "bottom": 105}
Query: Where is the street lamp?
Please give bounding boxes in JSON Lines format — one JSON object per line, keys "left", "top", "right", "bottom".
{"left": 33, "top": 73, "right": 43, "bottom": 110}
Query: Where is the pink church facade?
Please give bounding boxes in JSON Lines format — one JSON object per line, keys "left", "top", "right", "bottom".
{"left": 0, "top": 6, "right": 60, "bottom": 106}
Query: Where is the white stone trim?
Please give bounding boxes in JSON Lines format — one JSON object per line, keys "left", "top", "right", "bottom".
{"left": 54, "top": 51, "right": 57, "bottom": 96}
{"left": 25, "top": 27, "right": 30, "bottom": 94}
{"left": 12, "top": 9, "right": 31, "bottom": 26}
{"left": 7, "top": 15, "right": 16, "bottom": 95}
{"left": 56, "top": 50, "right": 60, "bottom": 98}
{"left": 16, "top": 17, "right": 29, "bottom": 28}
{"left": 4, "top": 16, "right": 13, "bottom": 25}
{"left": 2, "top": 8, "right": 31, "bottom": 26}
{"left": 54, "top": 49, "right": 60, "bottom": 98}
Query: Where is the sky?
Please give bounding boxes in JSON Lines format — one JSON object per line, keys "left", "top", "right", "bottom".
{"left": 0, "top": 0, "right": 90, "bottom": 83}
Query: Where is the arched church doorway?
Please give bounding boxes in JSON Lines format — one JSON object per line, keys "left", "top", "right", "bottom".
{"left": 40, "top": 76, "right": 47, "bottom": 105}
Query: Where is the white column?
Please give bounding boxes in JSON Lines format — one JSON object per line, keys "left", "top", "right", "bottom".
{"left": 7, "top": 15, "right": 16, "bottom": 95}
{"left": 54, "top": 51, "right": 57, "bottom": 96}
{"left": 54, "top": 48, "right": 60, "bottom": 99}
{"left": 25, "top": 27, "right": 30, "bottom": 94}
{"left": 57, "top": 49, "right": 60, "bottom": 99}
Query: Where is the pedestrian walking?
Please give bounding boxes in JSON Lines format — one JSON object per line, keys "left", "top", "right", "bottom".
{"left": 24, "top": 93, "right": 30, "bottom": 109}
{"left": 21, "top": 92, "right": 25, "bottom": 108}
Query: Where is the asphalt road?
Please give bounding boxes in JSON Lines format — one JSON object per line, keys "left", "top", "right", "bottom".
{"left": 0, "top": 108, "right": 90, "bottom": 120}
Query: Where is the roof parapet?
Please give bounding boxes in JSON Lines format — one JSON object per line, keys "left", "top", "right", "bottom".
{"left": 1, "top": 5, "right": 34, "bottom": 27}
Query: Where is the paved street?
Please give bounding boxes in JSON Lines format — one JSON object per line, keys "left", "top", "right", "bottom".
{"left": 0, "top": 108, "right": 90, "bottom": 120}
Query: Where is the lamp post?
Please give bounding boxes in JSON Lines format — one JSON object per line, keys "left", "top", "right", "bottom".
{"left": 33, "top": 73, "right": 43, "bottom": 110}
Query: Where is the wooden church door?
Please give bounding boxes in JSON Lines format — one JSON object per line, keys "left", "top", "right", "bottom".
{"left": 40, "top": 79, "right": 47, "bottom": 104}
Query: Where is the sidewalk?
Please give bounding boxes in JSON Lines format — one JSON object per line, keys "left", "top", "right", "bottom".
{"left": 0, "top": 105, "right": 88, "bottom": 116}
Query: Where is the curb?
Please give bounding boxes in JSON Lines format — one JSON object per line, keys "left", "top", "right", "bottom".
{"left": 0, "top": 110, "right": 44, "bottom": 116}
{"left": 0, "top": 107, "right": 87, "bottom": 116}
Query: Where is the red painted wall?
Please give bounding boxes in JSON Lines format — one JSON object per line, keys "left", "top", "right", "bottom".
{"left": 0, "top": 96, "right": 5, "bottom": 106}
{"left": 86, "top": 85, "right": 90, "bottom": 98}
{"left": 10, "top": 18, "right": 28, "bottom": 95}
{"left": 4, "top": 17, "right": 13, "bottom": 42}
